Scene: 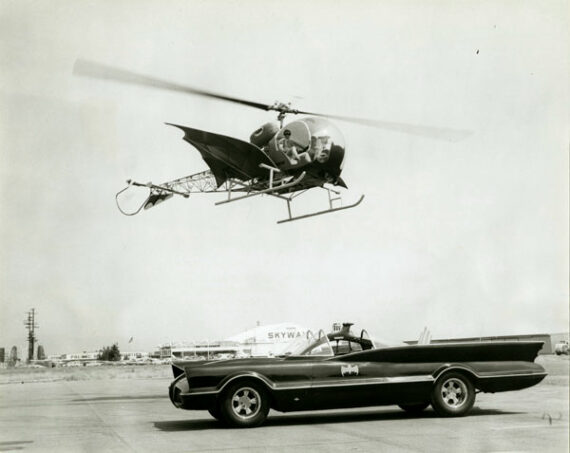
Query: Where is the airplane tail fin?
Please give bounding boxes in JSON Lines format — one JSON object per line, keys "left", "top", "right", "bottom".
{"left": 418, "top": 326, "right": 432, "bottom": 345}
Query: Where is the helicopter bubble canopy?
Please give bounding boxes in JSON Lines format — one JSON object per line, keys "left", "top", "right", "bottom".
{"left": 265, "top": 117, "right": 346, "bottom": 172}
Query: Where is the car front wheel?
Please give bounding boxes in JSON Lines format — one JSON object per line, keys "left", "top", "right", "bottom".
{"left": 431, "top": 372, "right": 475, "bottom": 417}
{"left": 220, "top": 381, "right": 270, "bottom": 428}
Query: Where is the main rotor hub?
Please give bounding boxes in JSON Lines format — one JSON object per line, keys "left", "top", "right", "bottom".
{"left": 268, "top": 101, "right": 299, "bottom": 126}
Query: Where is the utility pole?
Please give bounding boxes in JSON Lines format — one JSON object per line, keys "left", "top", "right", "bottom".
{"left": 24, "top": 308, "right": 38, "bottom": 363}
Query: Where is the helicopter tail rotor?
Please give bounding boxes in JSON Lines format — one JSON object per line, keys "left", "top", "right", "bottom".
{"left": 115, "top": 180, "right": 182, "bottom": 216}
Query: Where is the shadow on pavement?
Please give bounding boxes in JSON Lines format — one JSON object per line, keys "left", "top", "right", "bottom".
{"left": 154, "top": 419, "right": 220, "bottom": 431}
{"left": 0, "top": 441, "right": 34, "bottom": 452}
{"left": 71, "top": 394, "right": 164, "bottom": 402}
{"left": 154, "top": 407, "right": 522, "bottom": 431}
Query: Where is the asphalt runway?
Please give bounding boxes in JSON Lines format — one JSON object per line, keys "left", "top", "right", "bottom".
{"left": 1, "top": 361, "right": 568, "bottom": 452}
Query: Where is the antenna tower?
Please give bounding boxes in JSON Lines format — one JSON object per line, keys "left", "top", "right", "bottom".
{"left": 24, "top": 308, "right": 39, "bottom": 362}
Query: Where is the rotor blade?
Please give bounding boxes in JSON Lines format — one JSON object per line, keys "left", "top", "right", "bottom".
{"left": 73, "top": 59, "right": 271, "bottom": 111}
{"left": 296, "top": 110, "right": 472, "bottom": 142}
{"left": 74, "top": 59, "right": 471, "bottom": 142}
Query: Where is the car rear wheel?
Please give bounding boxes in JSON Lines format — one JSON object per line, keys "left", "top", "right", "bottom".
{"left": 220, "top": 381, "right": 269, "bottom": 428}
{"left": 431, "top": 372, "right": 475, "bottom": 417}
{"left": 398, "top": 402, "right": 430, "bottom": 414}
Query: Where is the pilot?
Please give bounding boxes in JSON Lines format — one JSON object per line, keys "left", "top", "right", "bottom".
{"left": 309, "top": 136, "right": 322, "bottom": 161}
{"left": 315, "top": 136, "right": 331, "bottom": 163}
{"left": 278, "top": 129, "right": 300, "bottom": 165}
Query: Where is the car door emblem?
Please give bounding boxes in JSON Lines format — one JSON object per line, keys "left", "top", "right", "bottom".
{"left": 341, "top": 364, "right": 359, "bottom": 376}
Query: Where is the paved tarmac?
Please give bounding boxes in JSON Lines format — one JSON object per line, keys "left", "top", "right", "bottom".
{"left": 0, "top": 362, "right": 568, "bottom": 452}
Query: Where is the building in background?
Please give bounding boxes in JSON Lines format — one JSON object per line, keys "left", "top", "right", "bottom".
{"left": 122, "top": 351, "right": 150, "bottom": 361}
{"left": 225, "top": 322, "right": 312, "bottom": 357}
{"left": 61, "top": 351, "right": 99, "bottom": 362}
{"left": 151, "top": 345, "right": 174, "bottom": 360}
{"left": 171, "top": 341, "right": 242, "bottom": 360}
{"left": 163, "top": 322, "right": 313, "bottom": 360}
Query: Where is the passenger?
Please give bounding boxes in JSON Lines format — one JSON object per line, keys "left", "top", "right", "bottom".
{"left": 277, "top": 129, "right": 300, "bottom": 164}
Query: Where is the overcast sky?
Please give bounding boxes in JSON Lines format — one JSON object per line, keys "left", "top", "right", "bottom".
{"left": 1, "top": 0, "right": 568, "bottom": 356}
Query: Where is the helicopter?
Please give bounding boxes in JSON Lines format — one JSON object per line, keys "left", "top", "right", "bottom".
{"left": 74, "top": 59, "right": 470, "bottom": 224}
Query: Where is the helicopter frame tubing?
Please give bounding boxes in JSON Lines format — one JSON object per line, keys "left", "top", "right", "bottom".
{"left": 115, "top": 166, "right": 308, "bottom": 217}
{"left": 115, "top": 165, "right": 363, "bottom": 223}
{"left": 215, "top": 165, "right": 306, "bottom": 206}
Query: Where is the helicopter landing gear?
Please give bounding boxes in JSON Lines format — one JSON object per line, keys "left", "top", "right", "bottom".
{"left": 114, "top": 166, "right": 364, "bottom": 223}
{"left": 276, "top": 190, "right": 365, "bottom": 224}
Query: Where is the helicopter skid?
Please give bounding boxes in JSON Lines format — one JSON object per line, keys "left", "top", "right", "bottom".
{"left": 277, "top": 194, "right": 365, "bottom": 224}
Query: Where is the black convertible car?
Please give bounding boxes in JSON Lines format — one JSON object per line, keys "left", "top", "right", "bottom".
{"left": 169, "top": 324, "right": 546, "bottom": 427}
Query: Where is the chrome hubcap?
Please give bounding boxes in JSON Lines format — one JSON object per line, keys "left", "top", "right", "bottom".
{"left": 441, "top": 378, "right": 468, "bottom": 408}
{"left": 231, "top": 387, "right": 261, "bottom": 419}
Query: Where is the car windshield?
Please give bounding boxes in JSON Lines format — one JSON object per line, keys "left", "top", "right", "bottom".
{"left": 279, "top": 325, "right": 406, "bottom": 357}
{"left": 280, "top": 330, "right": 334, "bottom": 357}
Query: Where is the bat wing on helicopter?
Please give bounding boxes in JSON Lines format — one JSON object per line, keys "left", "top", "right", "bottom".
{"left": 166, "top": 123, "right": 276, "bottom": 186}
